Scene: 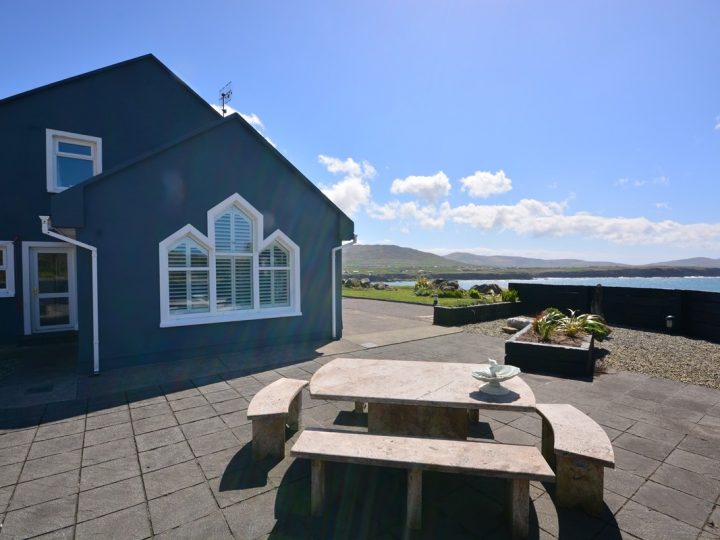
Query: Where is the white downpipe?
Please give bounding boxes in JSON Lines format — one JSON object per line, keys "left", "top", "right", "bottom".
{"left": 40, "top": 216, "right": 100, "bottom": 374}
{"left": 331, "top": 234, "right": 357, "bottom": 339}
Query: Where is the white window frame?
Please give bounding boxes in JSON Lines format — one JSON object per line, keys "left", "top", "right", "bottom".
{"left": 0, "top": 240, "right": 15, "bottom": 297}
{"left": 46, "top": 129, "right": 103, "bottom": 193}
{"left": 159, "top": 193, "right": 301, "bottom": 328}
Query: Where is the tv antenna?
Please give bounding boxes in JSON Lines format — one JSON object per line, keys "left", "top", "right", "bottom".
{"left": 219, "top": 82, "right": 232, "bottom": 117}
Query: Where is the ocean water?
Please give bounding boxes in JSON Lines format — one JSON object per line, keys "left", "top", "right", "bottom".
{"left": 389, "top": 276, "right": 720, "bottom": 293}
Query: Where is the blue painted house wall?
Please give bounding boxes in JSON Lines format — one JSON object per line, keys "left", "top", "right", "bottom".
{"left": 0, "top": 55, "right": 354, "bottom": 373}
{"left": 0, "top": 55, "right": 219, "bottom": 342}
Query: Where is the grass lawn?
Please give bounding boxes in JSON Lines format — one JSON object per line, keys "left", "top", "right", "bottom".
{"left": 342, "top": 286, "right": 481, "bottom": 307}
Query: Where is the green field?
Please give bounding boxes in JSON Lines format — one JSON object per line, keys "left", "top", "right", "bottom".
{"left": 342, "top": 286, "right": 483, "bottom": 307}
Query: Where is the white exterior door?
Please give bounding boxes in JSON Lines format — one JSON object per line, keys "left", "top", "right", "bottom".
{"left": 27, "top": 244, "right": 77, "bottom": 333}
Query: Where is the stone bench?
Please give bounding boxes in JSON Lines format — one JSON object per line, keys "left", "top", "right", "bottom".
{"left": 291, "top": 428, "right": 554, "bottom": 538}
{"left": 247, "top": 378, "right": 307, "bottom": 460}
{"left": 535, "top": 404, "right": 615, "bottom": 515}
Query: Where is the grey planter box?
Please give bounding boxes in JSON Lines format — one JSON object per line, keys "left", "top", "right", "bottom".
{"left": 505, "top": 325, "right": 595, "bottom": 379}
{"left": 433, "top": 302, "right": 521, "bottom": 326}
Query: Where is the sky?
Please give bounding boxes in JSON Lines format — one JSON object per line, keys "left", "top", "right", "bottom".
{"left": 2, "top": 1, "right": 719, "bottom": 264}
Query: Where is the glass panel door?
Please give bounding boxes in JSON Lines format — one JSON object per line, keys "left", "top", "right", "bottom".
{"left": 30, "top": 247, "right": 76, "bottom": 332}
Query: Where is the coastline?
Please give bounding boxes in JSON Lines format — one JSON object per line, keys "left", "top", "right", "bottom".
{"left": 343, "top": 266, "right": 720, "bottom": 282}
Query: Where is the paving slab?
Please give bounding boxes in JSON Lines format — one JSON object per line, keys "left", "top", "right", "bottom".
{"left": 143, "top": 460, "right": 206, "bottom": 499}
{"left": 148, "top": 482, "right": 218, "bottom": 533}
{"left": 20, "top": 450, "right": 81, "bottom": 482}
{"left": 74, "top": 503, "right": 151, "bottom": 540}
{"left": 8, "top": 470, "right": 79, "bottom": 511}
{"left": 632, "top": 481, "right": 714, "bottom": 529}
{"left": 80, "top": 455, "right": 140, "bottom": 491}
{"left": 81, "top": 437, "right": 136, "bottom": 467}
{"left": 0, "top": 494, "right": 77, "bottom": 538}
{"left": 139, "top": 440, "right": 194, "bottom": 473}
{"left": 77, "top": 476, "right": 145, "bottom": 523}
{"left": 615, "top": 500, "right": 701, "bottom": 540}
{"left": 154, "top": 510, "right": 234, "bottom": 540}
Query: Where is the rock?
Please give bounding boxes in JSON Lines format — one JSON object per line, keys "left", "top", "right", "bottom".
{"left": 507, "top": 316, "right": 533, "bottom": 330}
{"left": 373, "top": 282, "right": 387, "bottom": 290}
{"left": 470, "top": 283, "right": 503, "bottom": 295}
{"left": 502, "top": 326, "right": 519, "bottom": 334}
{"left": 360, "top": 278, "right": 371, "bottom": 288}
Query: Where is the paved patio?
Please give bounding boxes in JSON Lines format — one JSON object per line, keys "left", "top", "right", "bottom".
{"left": 0, "top": 299, "right": 718, "bottom": 539}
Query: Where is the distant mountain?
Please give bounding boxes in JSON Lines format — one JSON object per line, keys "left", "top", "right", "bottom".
{"left": 644, "top": 257, "right": 720, "bottom": 269}
{"left": 341, "top": 245, "right": 720, "bottom": 278}
{"left": 343, "top": 245, "right": 478, "bottom": 271}
{"left": 443, "top": 252, "right": 627, "bottom": 269}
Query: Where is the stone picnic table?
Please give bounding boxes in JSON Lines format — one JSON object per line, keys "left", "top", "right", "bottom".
{"left": 309, "top": 357, "right": 536, "bottom": 440}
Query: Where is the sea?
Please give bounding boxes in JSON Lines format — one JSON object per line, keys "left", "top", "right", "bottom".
{"left": 388, "top": 276, "right": 720, "bottom": 294}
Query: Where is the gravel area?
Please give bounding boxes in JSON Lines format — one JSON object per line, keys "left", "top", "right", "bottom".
{"left": 463, "top": 319, "right": 720, "bottom": 389}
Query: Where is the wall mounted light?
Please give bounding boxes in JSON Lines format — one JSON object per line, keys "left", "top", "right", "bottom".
{"left": 665, "top": 315, "right": 675, "bottom": 332}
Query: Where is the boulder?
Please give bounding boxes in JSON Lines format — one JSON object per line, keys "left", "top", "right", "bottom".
{"left": 507, "top": 316, "right": 533, "bottom": 330}
{"left": 360, "top": 278, "right": 371, "bottom": 288}
{"left": 470, "top": 283, "right": 503, "bottom": 295}
{"left": 373, "top": 282, "right": 387, "bottom": 290}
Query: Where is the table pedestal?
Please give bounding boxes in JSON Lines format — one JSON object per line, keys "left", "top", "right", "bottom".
{"left": 367, "top": 403, "right": 468, "bottom": 440}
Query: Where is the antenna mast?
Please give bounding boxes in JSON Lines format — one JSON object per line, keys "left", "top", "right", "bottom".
{"left": 219, "top": 82, "right": 232, "bottom": 117}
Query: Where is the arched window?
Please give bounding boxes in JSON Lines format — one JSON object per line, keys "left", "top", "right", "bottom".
{"left": 159, "top": 194, "right": 301, "bottom": 327}
{"left": 160, "top": 230, "right": 211, "bottom": 317}
{"left": 259, "top": 243, "right": 290, "bottom": 307}
{"left": 214, "top": 207, "right": 254, "bottom": 310}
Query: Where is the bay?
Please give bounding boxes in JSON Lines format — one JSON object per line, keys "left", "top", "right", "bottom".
{"left": 389, "top": 276, "right": 720, "bottom": 293}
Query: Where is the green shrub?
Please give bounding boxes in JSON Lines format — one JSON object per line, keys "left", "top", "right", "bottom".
{"left": 532, "top": 308, "right": 611, "bottom": 342}
{"left": 438, "top": 289, "right": 464, "bottom": 298}
{"left": 469, "top": 289, "right": 482, "bottom": 299}
{"left": 414, "top": 276, "right": 430, "bottom": 290}
{"left": 501, "top": 288, "right": 520, "bottom": 302}
{"left": 414, "top": 287, "right": 432, "bottom": 297}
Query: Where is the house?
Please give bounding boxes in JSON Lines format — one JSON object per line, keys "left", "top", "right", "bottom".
{"left": 0, "top": 54, "right": 354, "bottom": 373}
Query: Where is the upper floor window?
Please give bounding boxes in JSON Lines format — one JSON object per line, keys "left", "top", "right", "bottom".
{"left": 0, "top": 241, "right": 16, "bottom": 298}
{"left": 46, "top": 129, "right": 102, "bottom": 193}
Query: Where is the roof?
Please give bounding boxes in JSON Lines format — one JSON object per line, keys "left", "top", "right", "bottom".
{"left": 52, "top": 113, "right": 354, "bottom": 231}
{"left": 0, "top": 54, "right": 215, "bottom": 117}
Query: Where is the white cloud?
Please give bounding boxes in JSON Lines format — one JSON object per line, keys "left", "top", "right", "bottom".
{"left": 367, "top": 201, "right": 448, "bottom": 229}
{"left": 318, "top": 155, "right": 376, "bottom": 217}
{"left": 390, "top": 172, "right": 451, "bottom": 203}
{"left": 546, "top": 182, "right": 559, "bottom": 190}
{"left": 318, "top": 155, "right": 376, "bottom": 179}
{"left": 655, "top": 202, "right": 670, "bottom": 209}
{"left": 715, "top": 116, "right": 720, "bottom": 130}
{"left": 460, "top": 170, "right": 512, "bottom": 198}
{"left": 211, "top": 104, "right": 275, "bottom": 147}
{"left": 446, "top": 198, "right": 720, "bottom": 248}
{"left": 615, "top": 175, "right": 669, "bottom": 188}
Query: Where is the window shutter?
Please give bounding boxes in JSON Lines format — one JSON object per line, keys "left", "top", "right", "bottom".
{"left": 259, "top": 269, "right": 272, "bottom": 306}
{"left": 216, "top": 257, "right": 232, "bottom": 310}
{"left": 215, "top": 213, "right": 232, "bottom": 252}
{"left": 274, "top": 269, "right": 289, "bottom": 306}
{"left": 234, "top": 258, "right": 252, "bottom": 308}
{"left": 169, "top": 271, "right": 188, "bottom": 313}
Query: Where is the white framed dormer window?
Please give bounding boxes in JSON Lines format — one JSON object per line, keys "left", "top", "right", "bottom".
{"left": 0, "top": 241, "right": 16, "bottom": 297}
{"left": 46, "top": 129, "right": 102, "bottom": 193}
{"left": 159, "top": 193, "right": 301, "bottom": 328}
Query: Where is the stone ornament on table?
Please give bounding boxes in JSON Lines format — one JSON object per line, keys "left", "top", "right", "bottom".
{"left": 472, "top": 359, "right": 521, "bottom": 395}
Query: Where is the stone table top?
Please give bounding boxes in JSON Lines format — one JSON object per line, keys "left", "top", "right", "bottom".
{"left": 310, "top": 358, "right": 536, "bottom": 412}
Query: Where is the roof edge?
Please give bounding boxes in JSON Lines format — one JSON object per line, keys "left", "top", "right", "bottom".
{"left": 0, "top": 54, "right": 218, "bottom": 118}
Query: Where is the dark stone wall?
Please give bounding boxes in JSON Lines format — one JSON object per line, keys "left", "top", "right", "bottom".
{"left": 433, "top": 302, "right": 522, "bottom": 326}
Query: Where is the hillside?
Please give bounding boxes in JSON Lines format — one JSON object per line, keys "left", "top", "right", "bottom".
{"left": 342, "top": 244, "right": 478, "bottom": 273}
{"left": 644, "top": 257, "right": 720, "bottom": 269}
{"left": 342, "top": 244, "right": 720, "bottom": 279}
{"left": 443, "top": 252, "right": 627, "bottom": 268}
